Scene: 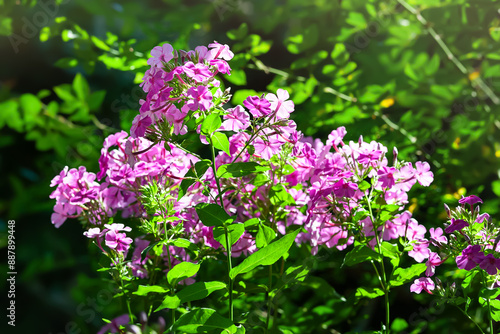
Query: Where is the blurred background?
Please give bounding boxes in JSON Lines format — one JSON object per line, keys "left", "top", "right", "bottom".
{"left": 1, "top": 0, "right": 500, "bottom": 333}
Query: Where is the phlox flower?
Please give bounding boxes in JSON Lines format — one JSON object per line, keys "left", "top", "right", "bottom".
{"left": 429, "top": 227, "right": 447, "bottom": 245}
{"left": 377, "top": 166, "right": 397, "bottom": 189}
{"left": 130, "top": 114, "right": 152, "bottom": 138}
{"left": 182, "top": 61, "right": 213, "bottom": 83}
{"left": 185, "top": 86, "right": 213, "bottom": 112}
{"left": 410, "top": 277, "right": 435, "bottom": 294}
{"left": 444, "top": 218, "right": 469, "bottom": 233}
{"left": 458, "top": 195, "right": 483, "bottom": 206}
{"left": 332, "top": 179, "right": 358, "bottom": 198}
{"left": 266, "top": 89, "right": 295, "bottom": 119}
{"left": 83, "top": 227, "right": 102, "bottom": 239}
{"left": 425, "top": 252, "right": 443, "bottom": 277}
{"left": 408, "top": 240, "right": 430, "bottom": 263}
{"left": 207, "top": 41, "right": 234, "bottom": 61}
{"left": 456, "top": 244, "right": 485, "bottom": 270}
{"left": 97, "top": 314, "right": 130, "bottom": 334}
{"left": 254, "top": 135, "right": 283, "bottom": 160}
{"left": 147, "top": 43, "right": 174, "bottom": 68}
{"left": 475, "top": 212, "right": 490, "bottom": 224}
{"left": 243, "top": 95, "right": 271, "bottom": 118}
{"left": 414, "top": 161, "right": 433, "bottom": 186}
{"left": 221, "top": 105, "right": 250, "bottom": 131}
{"left": 478, "top": 254, "right": 500, "bottom": 275}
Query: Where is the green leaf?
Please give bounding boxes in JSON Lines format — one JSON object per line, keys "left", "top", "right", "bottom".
{"left": 230, "top": 229, "right": 300, "bottom": 279}
{"left": 355, "top": 287, "right": 384, "bottom": 300}
{"left": 133, "top": 285, "right": 169, "bottom": 296}
{"left": 91, "top": 35, "right": 111, "bottom": 51}
{"left": 88, "top": 90, "right": 106, "bottom": 111}
{"left": 178, "top": 159, "right": 211, "bottom": 200}
{"left": 211, "top": 132, "right": 230, "bottom": 156}
{"left": 73, "top": 73, "right": 90, "bottom": 101}
{"left": 0, "top": 15, "right": 12, "bottom": 35}
{"left": 195, "top": 203, "right": 231, "bottom": 227}
{"left": 167, "top": 262, "right": 200, "bottom": 287}
{"left": 53, "top": 84, "right": 75, "bottom": 102}
{"left": 380, "top": 242, "right": 400, "bottom": 264}
{"left": 256, "top": 223, "right": 276, "bottom": 248}
{"left": 269, "top": 184, "right": 295, "bottom": 206}
{"left": 224, "top": 69, "right": 247, "bottom": 86}
{"left": 216, "top": 162, "right": 270, "bottom": 178}
{"left": 171, "top": 308, "right": 237, "bottom": 333}
{"left": 177, "top": 281, "right": 227, "bottom": 304}
{"left": 343, "top": 245, "right": 381, "bottom": 266}
{"left": 391, "top": 318, "right": 409, "bottom": 332}
{"left": 0, "top": 100, "right": 23, "bottom": 132}
{"left": 213, "top": 223, "right": 245, "bottom": 250}
{"left": 227, "top": 23, "right": 248, "bottom": 40}
{"left": 331, "top": 43, "right": 349, "bottom": 65}
{"left": 156, "top": 295, "right": 181, "bottom": 311}
{"left": 201, "top": 114, "right": 221, "bottom": 135}
{"left": 19, "top": 94, "right": 42, "bottom": 129}
{"left": 389, "top": 263, "right": 426, "bottom": 287}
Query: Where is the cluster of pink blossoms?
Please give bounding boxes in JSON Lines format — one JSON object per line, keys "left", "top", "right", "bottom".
{"left": 50, "top": 41, "right": 435, "bottom": 285}
{"left": 410, "top": 195, "right": 500, "bottom": 294}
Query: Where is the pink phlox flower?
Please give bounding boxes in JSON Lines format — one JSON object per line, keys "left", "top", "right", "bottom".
{"left": 185, "top": 85, "right": 213, "bottom": 112}
{"left": 414, "top": 161, "right": 433, "bottom": 186}
{"left": 207, "top": 41, "right": 234, "bottom": 61}
{"left": 377, "top": 166, "right": 397, "bottom": 189}
{"left": 131, "top": 114, "right": 152, "bottom": 138}
{"left": 140, "top": 66, "right": 165, "bottom": 93}
{"left": 429, "top": 227, "right": 447, "bottom": 245}
{"left": 456, "top": 245, "right": 485, "bottom": 270}
{"left": 332, "top": 179, "right": 358, "bottom": 198}
{"left": 253, "top": 135, "right": 283, "bottom": 160}
{"left": 50, "top": 166, "right": 69, "bottom": 187}
{"left": 444, "top": 218, "right": 469, "bottom": 233}
{"left": 384, "top": 189, "right": 408, "bottom": 205}
{"left": 394, "top": 163, "right": 417, "bottom": 192}
{"left": 209, "top": 59, "right": 231, "bottom": 74}
{"left": 357, "top": 150, "right": 382, "bottom": 165}
{"left": 221, "top": 105, "right": 250, "bottom": 131}
{"left": 458, "top": 195, "right": 483, "bottom": 206}
{"left": 243, "top": 95, "right": 271, "bottom": 118}
{"left": 406, "top": 219, "right": 426, "bottom": 241}
{"left": 408, "top": 240, "right": 430, "bottom": 263}
{"left": 475, "top": 212, "right": 490, "bottom": 224}
{"left": 265, "top": 89, "right": 295, "bottom": 119}
{"left": 410, "top": 277, "right": 435, "bottom": 294}
{"left": 104, "top": 228, "right": 133, "bottom": 253}
{"left": 83, "top": 227, "right": 102, "bottom": 239}
{"left": 164, "top": 104, "right": 188, "bottom": 135}
{"left": 97, "top": 314, "right": 130, "bottom": 334}
{"left": 148, "top": 43, "right": 174, "bottom": 67}
{"left": 182, "top": 61, "right": 213, "bottom": 82}
{"left": 326, "top": 127, "right": 347, "bottom": 147}
{"left": 478, "top": 254, "right": 500, "bottom": 275}
{"left": 425, "top": 252, "right": 444, "bottom": 276}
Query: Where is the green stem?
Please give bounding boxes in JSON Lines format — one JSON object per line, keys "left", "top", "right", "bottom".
{"left": 397, "top": 0, "right": 500, "bottom": 105}
{"left": 265, "top": 265, "right": 273, "bottom": 333}
{"left": 454, "top": 305, "right": 485, "bottom": 334}
{"left": 366, "top": 195, "right": 390, "bottom": 334}
{"left": 210, "top": 135, "right": 234, "bottom": 322}
{"left": 481, "top": 271, "right": 494, "bottom": 333}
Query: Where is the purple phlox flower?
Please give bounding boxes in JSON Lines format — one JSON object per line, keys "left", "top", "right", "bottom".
{"left": 377, "top": 166, "right": 397, "bottom": 189}
{"left": 182, "top": 61, "right": 213, "bottom": 82}
{"left": 83, "top": 227, "right": 102, "bottom": 239}
{"left": 406, "top": 219, "right": 426, "bottom": 241}
{"left": 164, "top": 104, "right": 188, "bottom": 135}
{"left": 479, "top": 254, "right": 500, "bottom": 275}
{"left": 475, "top": 212, "right": 490, "bottom": 224}
{"left": 185, "top": 85, "right": 213, "bottom": 112}
{"left": 105, "top": 229, "right": 133, "bottom": 253}
{"left": 50, "top": 166, "right": 69, "bottom": 187}
{"left": 221, "top": 105, "right": 250, "bottom": 131}
{"left": 140, "top": 66, "right": 165, "bottom": 93}
{"left": 456, "top": 244, "right": 485, "bottom": 270}
{"left": 444, "top": 218, "right": 469, "bottom": 234}
{"left": 207, "top": 41, "right": 234, "bottom": 61}
{"left": 332, "top": 179, "right": 358, "bottom": 198}
{"left": 425, "top": 252, "right": 444, "bottom": 277}
{"left": 408, "top": 240, "right": 430, "bottom": 263}
{"left": 148, "top": 43, "right": 174, "bottom": 67}
{"left": 243, "top": 95, "right": 271, "bottom": 118}
{"left": 357, "top": 150, "right": 382, "bottom": 165}
{"left": 97, "top": 314, "right": 130, "bottom": 334}
{"left": 458, "top": 195, "right": 483, "bottom": 206}
{"left": 266, "top": 88, "right": 295, "bottom": 119}
{"left": 131, "top": 114, "right": 152, "bottom": 138}
{"left": 414, "top": 161, "right": 433, "bottom": 186}
{"left": 429, "top": 227, "right": 447, "bottom": 245}
{"left": 326, "top": 127, "right": 347, "bottom": 147}
{"left": 410, "top": 277, "right": 435, "bottom": 294}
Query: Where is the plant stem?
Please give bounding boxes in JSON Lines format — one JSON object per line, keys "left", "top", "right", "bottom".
{"left": 210, "top": 136, "right": 234, "bottom": 322}
{"left": 366, "top": 195, "right": 390, "bottom": 334}
{"left": 481, "top": 271, "right": 494, "bottom": 333}
{"left": 397, "top": 0, "right": 500, "bottom": 105}
{"left": 454, "top": 305, "right": 485, "bottom": 334}
{"left": 265, "top": 265, "right": 273, "bottom": 333}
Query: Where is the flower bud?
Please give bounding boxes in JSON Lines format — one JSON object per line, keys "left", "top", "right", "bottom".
{"left": 139, "top": 311, "right": 147, "bottom": 325}
{"left": 157, "top": 316, "right": 166, "bottom": 333}
{"left": 444, "top": 204, "right": 451, "bottom": 218}
{"left": 125, "top": 325, "right": 142, "bottom": 334}
{"left": 393, "top": 147, "right": 398, "bottom": 164}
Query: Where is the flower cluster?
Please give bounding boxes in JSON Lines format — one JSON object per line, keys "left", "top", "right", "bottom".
{"left": 50, "top": 41, "right": 434, "bottom": 290}
{"left": 410, "top": 195, "right": 500, "bottom": 294}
